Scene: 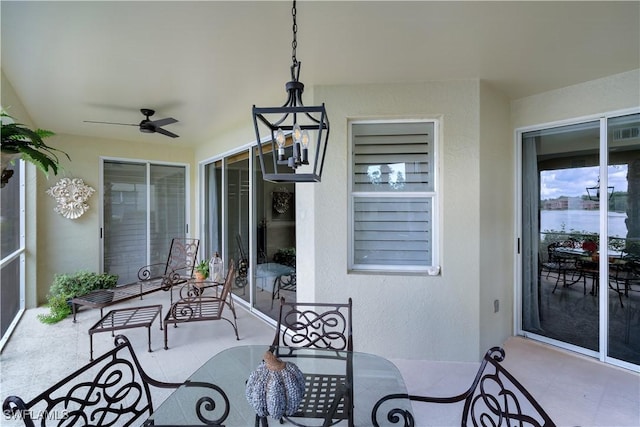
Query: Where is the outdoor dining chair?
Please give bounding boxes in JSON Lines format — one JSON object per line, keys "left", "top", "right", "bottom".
{"left": 264, "top": 297, "right": 354, "bottom": 427}
{"left": 2, "top": 335, "right": 230, "bottom": 427}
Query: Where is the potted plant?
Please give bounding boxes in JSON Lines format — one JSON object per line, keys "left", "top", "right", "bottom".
{"left": 1, "top": 110, "right": 70, "bottom": 188}
{"left": 37, "top": 271, "right": 118, "bottom": 324}
{"left": 274, "top": 247, "right": 296, "bottom": 267}
{"left": 194, "top": 259, "right": 210, "bottom": 283}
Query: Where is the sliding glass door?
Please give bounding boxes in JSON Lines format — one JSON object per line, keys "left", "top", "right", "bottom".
{"left": 225, "top": 154, "right": 250, "bottom": 303}
{"left": 607, "top": 114, "right": 640, "bottom": 364}
{"left": 103, "top": 160, "right": 187, "bottom": 284}
{"left": 201, "top": 146, "right": 296, "bottom": 321}
{"left": 520, "top": 111, "right": 640, "bottom": 369}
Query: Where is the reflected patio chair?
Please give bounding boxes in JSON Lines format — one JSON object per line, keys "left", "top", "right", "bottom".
{"left": 540, "top": 241, "right": 578, "bottom": 291}
{"left": 264, "top": 297, "right": 354, "bottom": 427}
{"left": 607, "top": 254, "right": 638, "bottom": 307}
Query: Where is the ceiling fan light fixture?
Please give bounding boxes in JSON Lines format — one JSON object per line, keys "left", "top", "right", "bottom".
{"left": 83, "top": 108, "right": 179, "bottom": 138}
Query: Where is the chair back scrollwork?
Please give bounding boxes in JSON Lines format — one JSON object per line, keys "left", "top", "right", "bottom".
{"left": 272, "top": 298, "right": 353, "bottom": 351}
{"left": 371, "top": 347, "right": 555, "bottom": 427}
{"left": 2, "top": 335, "right": 230, "bottom": 427}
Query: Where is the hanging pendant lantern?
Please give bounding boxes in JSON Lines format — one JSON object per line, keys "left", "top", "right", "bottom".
{"left": 586, "top": 176, "right": 614, "bottom": 201}
{"left": 245, "top": 351, "right": 306, "bottom": 420}
{"left": 252, "top": 0, "right": 329, "bottom": 183}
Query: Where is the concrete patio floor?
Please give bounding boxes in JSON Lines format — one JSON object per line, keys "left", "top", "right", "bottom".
{"left": 1, "top": 290, "right": 638, "bottom": 426}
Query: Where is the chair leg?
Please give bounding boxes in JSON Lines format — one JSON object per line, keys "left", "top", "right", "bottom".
{"left": 552, "top": 272, "right": 561, "bottom": 293}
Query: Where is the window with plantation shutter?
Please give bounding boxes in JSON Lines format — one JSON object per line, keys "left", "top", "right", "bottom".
{"left": 349, "top": 120, "right": 438, "bottom": 273}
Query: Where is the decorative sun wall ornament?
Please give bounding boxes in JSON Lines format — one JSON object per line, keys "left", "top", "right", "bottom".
{"left": 47, "top": 177, "right": 95, "bottom": 219}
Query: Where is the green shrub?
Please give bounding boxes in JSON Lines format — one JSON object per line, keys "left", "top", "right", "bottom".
{"left": 273, "top": 247, "right": 296, "bottom": 267}
{"left": 37, "top": 271, "right": 118, "bottom": 324}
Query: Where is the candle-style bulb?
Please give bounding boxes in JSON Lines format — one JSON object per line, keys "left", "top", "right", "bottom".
{"left": 292, "top": 123, "right": 302, "bottom": 143}
{"left": 301, "top": 130, "right": 310, "bottom": 164}
{"left": 301, "top": 130, "right": 310, "bottom": 148}
{"left": 275, "top": 128, "right": 285, "bottom": 161}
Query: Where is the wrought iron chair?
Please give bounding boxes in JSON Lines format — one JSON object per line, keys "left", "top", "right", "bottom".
{"left": 261, "top": 297, "right": 353, "bottom": 427}
{"left": 271, "top": 249, "right": 297, "bottom": 308}
{"left": 138, "top": 237, "right": 201, "bottom": 290}
{"left": 606, "top": 254, "right": 638, "bottom": 307}
{"left": 163, "top": 260, "right": 240, "bottom": 348}
{"left": 2, "top": 335, "right": 230, "bottom": 427}
{"left": 371, "top": 347, "right": 555, "bottom": 427}
{"left": 540, "top": 241, "right": 578, "bottom": 291}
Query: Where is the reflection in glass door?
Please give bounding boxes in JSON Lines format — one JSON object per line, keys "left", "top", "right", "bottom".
{"left": 522, "top": 121, "right": 601, "bottom": 353}
{"left": 252, "top": 147, "right": 296, "bottom": 320}
{"left": 225, "top": 155, "right": 250, "bottom": 303}
{"left": 520, "top": 112, "right": 640, "bottom": 368}
{"left": 202, "top": 148, "right": 296, "bottom": 322}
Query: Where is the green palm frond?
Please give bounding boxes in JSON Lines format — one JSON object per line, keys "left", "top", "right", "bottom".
{"left": 1, "top": 110, "right": 70, "bottom": 177}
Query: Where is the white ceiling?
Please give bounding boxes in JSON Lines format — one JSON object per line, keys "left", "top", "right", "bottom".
{"left": 2, "top": 1, "right": 639, "bottom": 147}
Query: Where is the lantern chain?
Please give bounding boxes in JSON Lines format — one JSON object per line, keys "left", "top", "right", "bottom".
{"left": 291, "top": 0, "right": 298, "bottom": 67}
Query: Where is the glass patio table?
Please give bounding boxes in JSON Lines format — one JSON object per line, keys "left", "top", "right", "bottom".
{"left": 144, "top": 345, "right": 412, "bottom": 426}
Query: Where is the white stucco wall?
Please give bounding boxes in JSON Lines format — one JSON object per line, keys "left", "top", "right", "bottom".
{"left": 511, "top": 69, "right": 640, "bottom": 129}
{"left": 33, "top": 135, "right": 195, "bottom": 304}
{"left": 479, "top": 82, "right": 513, "bottom": 358}
{"left": 304, "top": 80, "right": 489, "bottom": 361}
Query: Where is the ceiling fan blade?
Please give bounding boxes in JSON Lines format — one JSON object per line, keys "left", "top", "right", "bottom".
{"left": 83, "top": 120, "right": 138, "bottom": 126}
{"left": 154, "top": 127, "right": 180, "bottom": 138}
{"left": 150, "top": 117, "right": 178, "bottom": 127}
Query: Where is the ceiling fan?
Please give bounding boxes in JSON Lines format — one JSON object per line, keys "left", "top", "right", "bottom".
{"left": 84, "top": 108, "right": 179, "bottom": 138}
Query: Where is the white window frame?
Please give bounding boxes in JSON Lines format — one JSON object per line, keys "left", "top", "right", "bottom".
{"left": 348, "top": 118, "right": 440, "bottom": 275}
{"left": 0, "top": 159, "right": 26, "bottom": 351}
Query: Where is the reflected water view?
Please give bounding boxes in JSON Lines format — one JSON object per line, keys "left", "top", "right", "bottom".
{"left": 541, "top": 209, "right": 627, "bottom": 238}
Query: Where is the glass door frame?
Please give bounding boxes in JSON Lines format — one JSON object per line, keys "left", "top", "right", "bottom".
{"left": 99, "top": 156, "right": 190, "bottom": 279}
{"left": 199, "top": 144, "right": 297, "bottom": 324}
{"left": 199, "top": 146, "right": 275, "bottom": 324}
{"left": 515, "top": 107, "right": 640, "bottom": 373}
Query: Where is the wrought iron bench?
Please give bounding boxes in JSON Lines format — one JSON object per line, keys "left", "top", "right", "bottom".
{"left": 71, "top": 238, "right": 200, "bottom": 321}
{"left": 2, "top": 335, "right": 230, "bottom": 427}
{"left": 371, "top": 347, "right": 555, "bottom": 427}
